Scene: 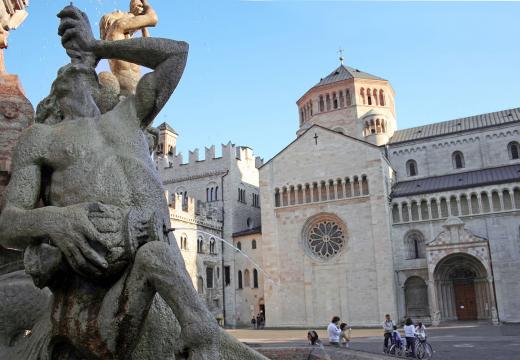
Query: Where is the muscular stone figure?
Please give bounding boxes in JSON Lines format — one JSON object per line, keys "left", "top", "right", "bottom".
{"left": 0, "top": 5, "right": 221, "bottom": 359}
{"left": 99, "top": 0, "right": 158, "bottom": 96}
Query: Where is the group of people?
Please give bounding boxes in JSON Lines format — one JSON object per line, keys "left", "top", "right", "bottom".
{"left": 327, "top": 316, "right": 352, "bottom": 347}
{"left": 323, "top": 313, "right": 427, "bottom": 356}
{"left": 251, "top": 313, "right": 265, "bottom": 329}
{"left": 383, "top": 314, "right": 427, "bottom": 357}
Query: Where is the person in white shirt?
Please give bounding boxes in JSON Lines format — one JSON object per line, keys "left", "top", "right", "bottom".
{"left": 327, "top": 316, "right": 341, "bottom": 346}
{"left": 415, "top": 322, "right": 427, "bottom": 341}
{"left": 403, "top": 318, "right": 416, "bottom": 357}
{"left": 382, "top": 314, "right": 395, "bottom": 352}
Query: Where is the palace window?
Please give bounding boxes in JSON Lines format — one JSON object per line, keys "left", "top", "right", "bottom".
{"left": 197, "top": 237, "right": 204, "bottom": 253}
{"left": 406, "top": 160, "right": 418, "bottom": 177}
{"left": 452, "top": 151, "right": 465, "bottom": 169}
{"left": 237, "top": 270, "right": 243, "bottom": 289}
{"left": 238, "top": 188, "right": 246, "bottom": 203}
{"left": 209, "top": 238, "right": 216, "bottom": 254}
{"left": 253, "top": 269, "right": 259, "bottom": 288}
{"left": 508, "top": 141, "right": 520, "bottom": 160}
{"left": 180, "top": 234, "right": 188, "bottom": 250}
{"left": 206, "top": 267, "right": 214, "bottom": 289}
{"left": 224, "top": 266, "right": 231, "bottom": 286}
{"left": 252, "top": 193, "right": 260, "bottom": 207}
{"left": 236, "top": 241, "right": 242, "bottom": 251}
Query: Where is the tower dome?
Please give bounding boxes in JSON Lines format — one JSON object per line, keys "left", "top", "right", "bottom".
{"left": 296, "top": 61, "right": 396, "bottom": 145}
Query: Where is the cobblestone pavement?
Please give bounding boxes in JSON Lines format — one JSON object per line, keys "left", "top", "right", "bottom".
{"left": 227, "top": 322, "right": 520, "bottom": 360}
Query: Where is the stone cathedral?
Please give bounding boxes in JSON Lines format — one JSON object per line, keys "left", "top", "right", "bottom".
{"left": 259, "top": 60, "right": 520, "bottom": 327}
{"left": 157, "top": 60, "right": 520, "bottom": 328}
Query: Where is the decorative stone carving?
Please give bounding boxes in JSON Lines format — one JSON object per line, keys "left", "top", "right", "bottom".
{"left": 302, "top": 213, "right": 346, "bottom": 260}
{"left": 0, "top": 5, "right": 267, "bottom": 359}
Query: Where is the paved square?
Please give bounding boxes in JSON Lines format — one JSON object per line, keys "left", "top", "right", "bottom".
{"left": 227, "top": 323, "right": 520, "bottom": 360}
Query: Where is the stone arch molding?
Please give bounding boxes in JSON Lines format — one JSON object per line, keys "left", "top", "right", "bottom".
{"left": 426, "top": 216, "right": 491, "bottom": 276}
{"left": 425, "top": 216, "right": 498, "bottom": 324}
{"left": 301, "top": 212, "right": 347, "bottom": 262}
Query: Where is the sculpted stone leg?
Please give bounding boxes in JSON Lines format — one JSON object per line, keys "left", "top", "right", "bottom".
{"left": 111, "top": 241, "right": 219, "bottom": 359}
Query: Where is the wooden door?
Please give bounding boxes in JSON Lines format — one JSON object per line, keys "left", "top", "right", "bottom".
{"left": 454, "top": 282, "right": 477, "bottom": 320}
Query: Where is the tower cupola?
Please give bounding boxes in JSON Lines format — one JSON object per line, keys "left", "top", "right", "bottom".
{"left": 296, "top": 57, "right": 396, "bottom": 145}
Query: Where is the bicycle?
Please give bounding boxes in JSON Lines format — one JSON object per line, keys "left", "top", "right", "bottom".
{"left": 388, "top": 340, "right": 405, "bottom": 357}
{"left": 414, "top": 335, "right": 433, "bottom": 359}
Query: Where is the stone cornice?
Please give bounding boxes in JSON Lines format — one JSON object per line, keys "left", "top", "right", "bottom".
{"left": 163, "top": 170, "right": 228, "bottom": 184}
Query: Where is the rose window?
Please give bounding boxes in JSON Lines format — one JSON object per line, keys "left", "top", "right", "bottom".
{"left": 303, "top": 215, "right": 346, "bottom": 260}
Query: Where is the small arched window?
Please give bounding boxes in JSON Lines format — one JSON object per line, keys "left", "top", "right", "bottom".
{"left": 367, "top": 89, "right": 372, "bottom": 105}
{"left": 405, "top": 231, "right": 425, "bottom": 259}
{"left": 253, "top": 269, "right": 259, "bottom": 288}
{"left": 236, "top": 241, "right": 242, "bottom": 251}
{"left": 209, "top": 238, "right": 216, "bottom": 254}
{"left": 319, "top": 95, "right": 324, "bottom": 112}
{"left": 379, "top": 89, "right": 385, "bottom": 106}
{"left": 360, "top": 88, "right": 365, "bottom": 105}
{"left": 238, "top": 270, "right": 243, "bottom": 289}
{"left": 197, "top": 236, "right": 204, "bottom": 253}
{"left": 406, "top": 160, "right": 418, "bottom": 177}
{"left": 452, "top": 151, "right": 465, "bottom": 169}
{"left": 252, "top": 239, "right": 257, "bottom": 249}
{"left": 508, "top": 141, "right": 520, "bottom": 160}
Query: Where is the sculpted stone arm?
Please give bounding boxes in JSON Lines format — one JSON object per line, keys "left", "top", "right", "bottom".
{"left": 0, "top": 125, "right": 54, "bottom": 249}
{"left": 58, "top": 6, "right": 188, "bottom": 127}
{"left": 93, "top": 37, "right": 188, "bottom": 127}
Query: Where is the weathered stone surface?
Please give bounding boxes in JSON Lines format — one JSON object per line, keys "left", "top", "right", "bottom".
{"left": 0, "top": 5, "right": 268, "bottom": 359}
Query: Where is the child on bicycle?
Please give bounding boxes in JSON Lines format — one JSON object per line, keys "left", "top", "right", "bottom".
{"left": 416, "top": 322, "right": 427, "bottom": 342}
{"left": 339, "top": 323, "right": 351, "bottom": 348}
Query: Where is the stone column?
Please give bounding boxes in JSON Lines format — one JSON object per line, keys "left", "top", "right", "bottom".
{"left": 428, "top": 278, "right": 441, "bottom": 326}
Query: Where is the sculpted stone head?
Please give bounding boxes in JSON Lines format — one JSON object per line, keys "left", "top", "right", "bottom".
{"left": 36, "top": 63, "right": 101, "bottom": 124}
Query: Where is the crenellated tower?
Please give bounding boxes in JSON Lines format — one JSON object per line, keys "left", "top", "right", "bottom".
{"left": 296, "top": 56, "right": 396, "bottom": 145}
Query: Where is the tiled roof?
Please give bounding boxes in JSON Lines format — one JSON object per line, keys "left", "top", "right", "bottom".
{"left": 389, "top": 107, "right": 520, "bottom": 144}
{"left": 391, "top": 164, "right": 520, "bottom": 198}
{"left": 158, "top": 122, "right": 178, "bottom": 134}
{"left": 313, "top": 64, "right": 386, "bottom": 88}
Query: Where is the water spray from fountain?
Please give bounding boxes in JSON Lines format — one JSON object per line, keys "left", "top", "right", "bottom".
{"left": 172, "top": 228, "right": 280, "bottom": 286}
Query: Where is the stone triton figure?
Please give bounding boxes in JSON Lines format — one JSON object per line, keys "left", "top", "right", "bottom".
{"left": 0, "top": 5, "right": 267, "bottom": 360}
{"left": 99, "top": 0, "right": 158, "bottom": 96}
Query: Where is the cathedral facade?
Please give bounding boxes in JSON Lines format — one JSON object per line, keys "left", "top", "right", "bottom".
{"left": 259, "top": 62, "right": 520, "bottom": 327}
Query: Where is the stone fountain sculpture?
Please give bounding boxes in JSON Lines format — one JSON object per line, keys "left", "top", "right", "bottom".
{"left": 0, "top": 4, "right": 268, "bottom": 360}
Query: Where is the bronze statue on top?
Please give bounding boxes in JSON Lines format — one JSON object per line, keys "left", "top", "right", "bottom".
{"left": 99, "top": 0, "right": 158, "bottom": 96}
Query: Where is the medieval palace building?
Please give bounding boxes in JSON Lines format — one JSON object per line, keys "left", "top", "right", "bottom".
{"left": 156, "top": 61, "right": 520, "bottom": 327}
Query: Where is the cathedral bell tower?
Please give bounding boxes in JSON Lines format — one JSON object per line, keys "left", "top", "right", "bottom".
{"left": 296, "top": 53, "right": 397, "bottom": 146}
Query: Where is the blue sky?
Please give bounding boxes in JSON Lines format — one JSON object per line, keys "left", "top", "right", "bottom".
{"left": 5, "top": 1, "right": 520, "bottom": 160}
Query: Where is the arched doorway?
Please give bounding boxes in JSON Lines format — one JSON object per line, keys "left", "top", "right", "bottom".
{"left": 434, "top": 253, "right": 493, "bottom": 321}
{"left": 404, "top": 276, "right": 430, "bottom": 318}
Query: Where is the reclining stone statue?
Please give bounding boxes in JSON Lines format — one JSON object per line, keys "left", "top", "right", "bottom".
{"left": 0, "top": 5, "right": 267, "bottom": 360}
